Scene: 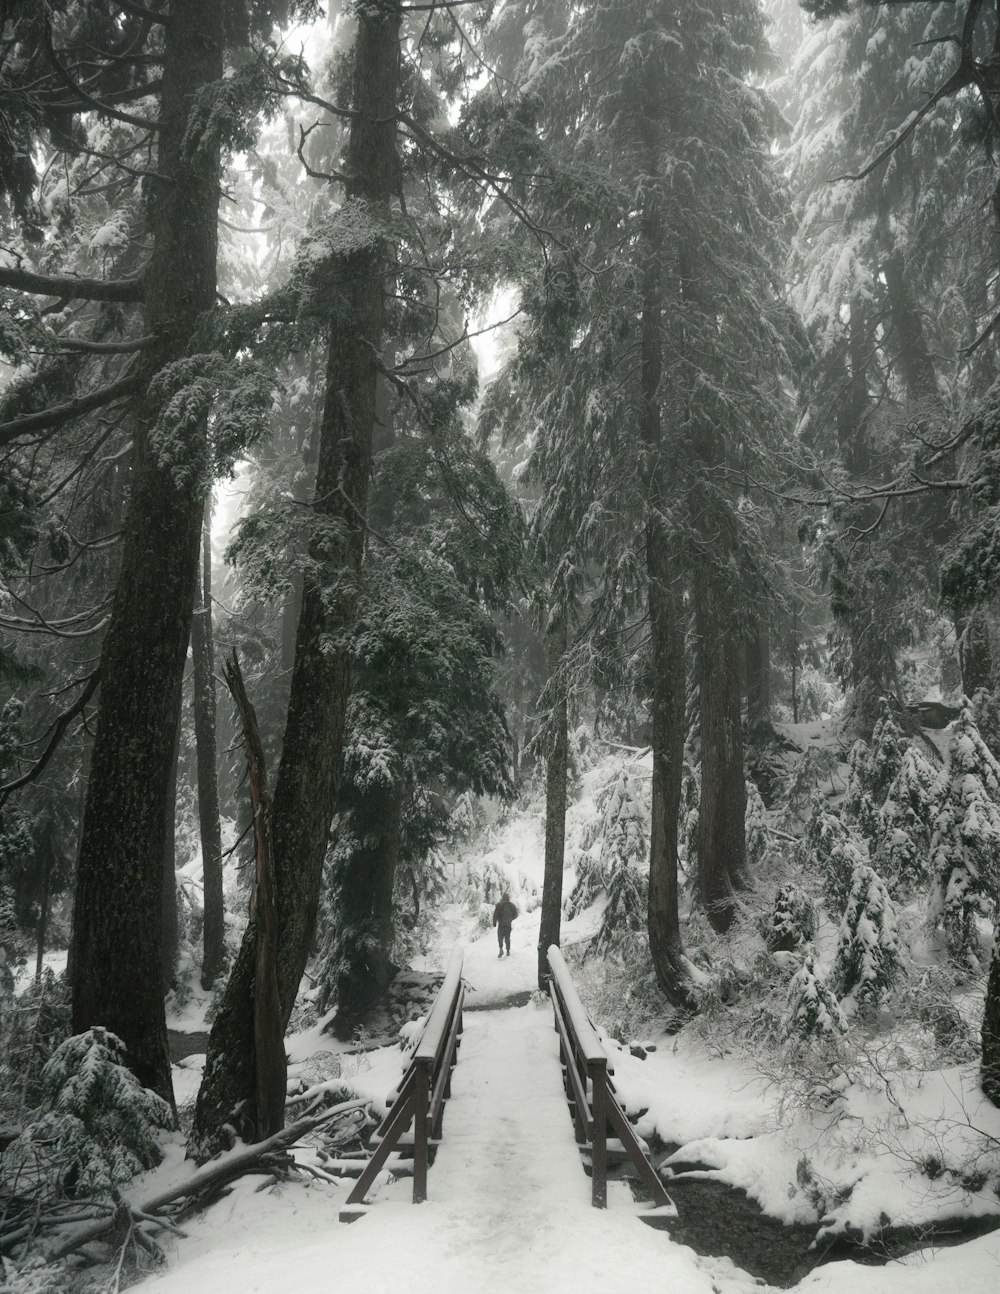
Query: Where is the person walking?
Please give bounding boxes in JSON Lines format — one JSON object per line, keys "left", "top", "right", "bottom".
{"left": 492, "top": 891, "right": 518, "bottom": 957}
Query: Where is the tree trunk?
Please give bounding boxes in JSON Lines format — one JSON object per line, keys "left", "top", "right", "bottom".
{"left": 192, "top": 501, "right": 225, "bottom": 989}
{"left": 695, "top": 571, "right": 747, "bottom": 934}
{"left": 745, "top": 623, "right": 771, "bottom": 733}
{"left": 34, "top": 819, "right": 53, "bottom": 984}
{"left": 646, "top": 530, "right": 693, "bottom": 1011}
{"left": 537, "top": 618, "right": 568, "bottom": 991}
{"left": 161, "top": 698, "right": 181, "bottom": 990}
{"left": 982, "top": 940, "right": 1000, "bottom": 1106}
{"left": 331, "top": 784, "right": 404, "bottom": 1034}
{"left": 636, "top": 95, "right": 692, "bottom": 1004}
{"left": 70, "top": 0, "right": 224, "bottom": 1103}
{"left": 223, "top": 652, "right": 285, "bottom": 1141}
{"left": 190, "top": 1, "right": 401, "bottom": 1154}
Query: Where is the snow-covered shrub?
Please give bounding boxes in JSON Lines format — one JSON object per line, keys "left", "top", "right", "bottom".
{"left": 866, "top": 699, "right": 908, "bottom": 805}
{"left": 767, "top": 883, "right": 815, "bottom": 952}
{"left": 929, "top": 704, "right": 1000, "bottom": 966}
{"left": 0, "top": 1027, "right": 174, "bottom": 1203}
{"left": 745, "top": 778, "right": 769, "bottom": 869}
{"left": 831, "top": 863, "right": 902, "bottom": 1014}
{"left": 783, "top": 946, "right": 847, "bottom": 1044}
{"left": 463, "top": 858, "right": 517, "bottom": 922}
{"left": 591, "top": 767, "right": 648, "bottom": 953}
{"left": 782, "top": 747, "right": 841, "bottom": 823}
{"left": 564, "top": 849, "right": 607, "bottom": 920}
{"left": 798, "top": 796, "right": 866, "bottom": 914}
{"left": 0, "top": 969, "right": 70, "bottom": 1123}
{"left": 873, "top": 745, "right": 940, "bottom": 896}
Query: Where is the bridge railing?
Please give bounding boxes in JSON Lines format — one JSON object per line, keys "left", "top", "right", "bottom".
{"left": 546, "top": 944, "right": 675, "bottom": 1224}
{"left": 339, "top": 947, "right": 464, "bottom": 1221}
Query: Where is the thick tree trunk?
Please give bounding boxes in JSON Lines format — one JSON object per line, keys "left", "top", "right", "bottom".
{"left": 223, "top": 652, "right": 285, "bottom": 1140}
{"left": 190, "top": 2, "right": 401, "bottom": 1154}
{"left": 192, "top": 502, "right": 225, "bottom": 989}
{"left": 695, "top": 571, "right": 747, "bottom": 934}
{"left": 161, "top": 700, "right": 181, "bottom": 990}
{"left": 745, "top": 623, "right": 771, "bottom": 733}
{"left": 982, "top": 940, "right": 1000, "bottom": 1106}
{"left": 537, "top": 618, "right": 568, "bottom": 991}
{"left": 646, "top": 530, "right": 693, "bottom": 1011}
{"left": 636, "top": 97, "right": 692, "bottom": 1002}
{"left": 70, "top": 0, "right": 224, "bottom": 1103}
{"left": 332, "top": 784, "right": 404, "bottom": 1034}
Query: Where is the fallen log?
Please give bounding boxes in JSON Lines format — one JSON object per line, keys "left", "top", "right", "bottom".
{"left": 40, "top": 1097, "right": 370, "bottom": 1263}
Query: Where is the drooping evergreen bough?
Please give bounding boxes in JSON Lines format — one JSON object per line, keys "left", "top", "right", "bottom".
{"left": 831, "top": 861, "right": 902, "bottom": 1013}
{"left": 783, "top": 945, "right": 847, "bottom": 1044}
{"left": 0, "top": 1027, "right": 173, "bottom": 1203}
{"left": 929, "top": 704, "right": 1000, "bottom": 966}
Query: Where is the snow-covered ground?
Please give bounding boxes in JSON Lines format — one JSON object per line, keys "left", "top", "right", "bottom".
{"left": 130, "top": 741, "right": 1000, "bottom": 1294}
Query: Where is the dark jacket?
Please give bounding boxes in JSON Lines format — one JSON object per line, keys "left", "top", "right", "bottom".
{"left": 492, "top": 899, "right": 518, "bottom": 928}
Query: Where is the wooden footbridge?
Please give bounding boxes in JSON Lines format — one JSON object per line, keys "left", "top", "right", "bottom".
{"left": 339, "top": 945, "right": 676, "bottom": 1229}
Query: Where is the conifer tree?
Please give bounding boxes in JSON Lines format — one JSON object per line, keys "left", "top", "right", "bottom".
{"left": 930, "top": 704, "right": 1000, "bottom": 965}
{"left": 832, "top": 861, "right": 902, "bottom": 1012}
{"left": 745, "top": 778, "right": 770, "bottom": 870}
{"left": 783, "top": 945, "right": 847, "bottom": 1043}
{"left": 874, "top": 744, "right": 940, "bottom": 896}
{"left": 592, "top": 767, "right": 648, "bottom": 954}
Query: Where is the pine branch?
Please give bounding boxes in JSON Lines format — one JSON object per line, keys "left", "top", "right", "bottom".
{"left": 0, "top": 371, "right": 142, "bottom": 448}
{"left": 49, "top": 334, "right": 155, "bottom": 355}
{"left": 0, "top": 264, "right": 144, "bottom": 302}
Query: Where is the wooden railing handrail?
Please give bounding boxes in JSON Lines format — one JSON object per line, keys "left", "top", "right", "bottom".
{"left": 546, "top": 943, "right": 674, "bottom": 1222}
{"left": 340, "top": 948, "right": 464, "bottom": 1220}
{"left": 547, "top": 944, "right": 607, "bottom": 1065}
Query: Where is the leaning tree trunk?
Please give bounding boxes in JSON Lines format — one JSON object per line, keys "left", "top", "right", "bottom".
{"left": 192, "top": 501, "right": 225, "bottom": 989}
{"left": 537, "top": 617, "right": 568, "bottom": 991}
{"left": 190, "top": 1, "right": 401, "bottom": 1155}
{"left": 695, "top": 569, "right": 747, "bottom": 934}
{"left": 71, "top": 0, "right": 224, "bottom": 1102}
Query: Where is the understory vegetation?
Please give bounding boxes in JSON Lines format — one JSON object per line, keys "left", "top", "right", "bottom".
{"left": 3, "top": 0, "right": 1000, "bottom": 1287}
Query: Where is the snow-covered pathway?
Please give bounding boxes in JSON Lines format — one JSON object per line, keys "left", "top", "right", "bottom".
{"left": 146, "top": 1004, "right": 741, "bottom": 1294}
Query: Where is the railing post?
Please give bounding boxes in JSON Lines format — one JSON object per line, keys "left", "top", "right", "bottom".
{"left": 412, "top": 1058, "right": 430, "bottom": 1203}
{"left": 589, "top": 1058, "right": 608, "bottom": 1208}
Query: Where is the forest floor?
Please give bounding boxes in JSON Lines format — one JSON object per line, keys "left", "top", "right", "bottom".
{"left": 135, "top": 735, "right": 1000, "bottom": 1294}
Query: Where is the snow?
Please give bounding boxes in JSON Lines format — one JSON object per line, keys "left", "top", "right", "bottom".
{"left": 145, "top": 1007, "right": 735, "bottom": 1294}
{"left": 126, "top": 744, "right": 1000, "bottom": 1294}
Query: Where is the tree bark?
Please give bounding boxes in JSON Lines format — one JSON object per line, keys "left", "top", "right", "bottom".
{"left": 192, "top": 501, "right": 225, "bottom": 989}
{"left": 745, "top": 622, "right": 771, "bottom": 733}
{"left": 222, "top": 652, "right": 285, "bottom": 1141}
{"left": 695, "top": 570, "right": 747, "bottom": 934}
{"left": 190, "top": 1, "right": 401, "bottom": 1154}
{"left": 70, "top": 0, "right": 224, "bottom": 1103}
{"left": 982, "top": 939, "right": 1000, "bottom": 1106}
{"left": 331, "top": 783, "right": 404, "bottom": 1034}
{"left": 537, "top": 617, "right": 568, "bottom": 991}
{"left": 161, "top": 695, "right": 181, "bottom": 990}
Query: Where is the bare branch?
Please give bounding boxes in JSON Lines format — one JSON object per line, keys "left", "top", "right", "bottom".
{"left": 44, "top": 22, "right": 160, "bottom": 131}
